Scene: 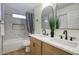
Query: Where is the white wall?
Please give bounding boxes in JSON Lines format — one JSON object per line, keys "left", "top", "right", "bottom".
{"left": 57, "top": 4, "right": 79, "bottom": 29}
{"left": 34, "top": 3, "right": 79, "bottom": 41}
{"left": 34, "top": 4, "right": 43, "bottom": 34}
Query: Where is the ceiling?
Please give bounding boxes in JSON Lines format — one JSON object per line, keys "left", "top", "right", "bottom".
{"left": 4, "top": 3, "right": 41, "bottom": 15}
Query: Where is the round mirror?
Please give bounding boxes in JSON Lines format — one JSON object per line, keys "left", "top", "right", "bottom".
{"left": 56, "top": 3, "right": 79, "bottom": 29}
{"left": 41, "top": 6, "right": 54, "bottom": 29}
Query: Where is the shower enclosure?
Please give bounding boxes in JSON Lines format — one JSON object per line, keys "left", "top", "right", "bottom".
{"left": 0, "top": 3, "right": 30, "bottom": 55}
{"left": 0, "top": 3, "right": 5, "bottom": 55}
{"left": 0, "top": 3, "right": 2, "bottom": 54}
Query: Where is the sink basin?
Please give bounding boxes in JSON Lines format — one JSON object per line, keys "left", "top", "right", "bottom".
{"left": 51, "top": 39, "right": 78, "bottom": 48}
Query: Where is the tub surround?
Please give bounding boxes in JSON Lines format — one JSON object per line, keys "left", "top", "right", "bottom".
{"left": 2, "top": 38, "right": 30, "bottom": 54}
{"left": 29, "top": 34, "right": 79, "bottom": 55}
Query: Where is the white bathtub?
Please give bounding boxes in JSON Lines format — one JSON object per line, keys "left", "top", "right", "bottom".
{"left": 3, "top": 38, "right": 30, "bottom": 54}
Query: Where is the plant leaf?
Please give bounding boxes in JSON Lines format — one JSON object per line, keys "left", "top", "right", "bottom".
{"left": 48, "top": 16, "right": 55, "bottom": 31}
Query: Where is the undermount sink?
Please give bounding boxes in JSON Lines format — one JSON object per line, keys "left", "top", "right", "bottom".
{"left": 51, "top": 39, "right": 78, "bottom": 48}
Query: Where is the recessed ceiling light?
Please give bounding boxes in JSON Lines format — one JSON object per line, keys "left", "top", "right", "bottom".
{"left": 12, "top": 14, "right": 26, "bottom": 19}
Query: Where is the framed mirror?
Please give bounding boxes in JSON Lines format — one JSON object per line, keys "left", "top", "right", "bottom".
{"left": 41, "top": 6, "right": 54, "bottom": 29}
{"left": 56, "top": 3, "right": 79, "bottom": 30}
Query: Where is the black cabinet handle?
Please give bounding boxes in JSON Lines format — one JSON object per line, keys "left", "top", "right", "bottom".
{"left": 33, "top": 43, "right": 35, "bottom": 47}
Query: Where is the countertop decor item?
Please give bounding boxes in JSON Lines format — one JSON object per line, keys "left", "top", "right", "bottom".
{"left": 55, "top": 17, "right": 59, "bottom": 29}
{"left": 48, "top": 16, "right": 59, "bottom": 37}
{"left": 48, "top": 17, "right": 55, "bottom": 37}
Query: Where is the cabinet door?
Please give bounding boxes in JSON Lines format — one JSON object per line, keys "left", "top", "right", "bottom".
{"left": 30, "top": 37, "right": 42, "bottom": 55}
{"left": 42, "top": 42, "right": 71, "bottom": 55}
{"left": 35, "top": 43, "right": 41, "bottom": 55}
{"left": 30, "top": 37, "right": 36, "bottom": 55}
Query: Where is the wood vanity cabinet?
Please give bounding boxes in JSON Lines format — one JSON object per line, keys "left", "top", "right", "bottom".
{"left": 42, "top": 42, "right": 71, "bottom": 55}
{"left": 30, "top": 37, "right": 71, "bottom": 55}
{"left": 30, "top": 37, "right": 42, "bottom": 55}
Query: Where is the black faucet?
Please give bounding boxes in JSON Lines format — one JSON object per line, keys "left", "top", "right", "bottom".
{"left": 63, "top": 30, "right": 67, "bottom": 40}
{"left": 42, "top": 29, "right": 48, "bottom": 36}
{"left": 42, "top": 29, "right": 46, "bottom": 35}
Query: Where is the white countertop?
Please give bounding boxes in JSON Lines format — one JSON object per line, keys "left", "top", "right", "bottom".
{"left": 29, "top": 34, "right": 79, "bottom": 55}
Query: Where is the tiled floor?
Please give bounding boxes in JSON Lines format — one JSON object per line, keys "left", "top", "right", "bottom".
{"left": 3, "top": 48, "right": 30, "bottom": 55}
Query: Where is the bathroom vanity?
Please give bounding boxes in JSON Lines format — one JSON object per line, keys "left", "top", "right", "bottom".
{"left": 30, "top": 34, "right": 72, "bottom": 55}
{"left": 42, "top": 42, "right": 70, "bottom": 55}
{"left": 30, "top": 37, "right": 42, "bottom": 55}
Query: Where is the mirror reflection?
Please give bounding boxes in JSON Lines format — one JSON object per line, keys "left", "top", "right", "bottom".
{"left": 56, "top": 3, "right": 79, "bottom": 29}
{"left": 41, "top": 6, "right": 54, "bottom": 29}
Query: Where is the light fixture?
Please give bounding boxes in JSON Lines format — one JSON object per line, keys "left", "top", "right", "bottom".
{"left": 12, "top": 14, "right": 26, "bottom": 19}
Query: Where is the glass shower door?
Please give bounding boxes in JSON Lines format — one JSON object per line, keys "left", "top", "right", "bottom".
{"left": 0, "top": 21, "right": 2, "bottom": 55}
{"left": 0, "top": 3, "right": 5, "bottom": 55}
{"left": 0, "top": 3, "right": 2, "bottom": 54}
{"left": 0, "top": 20, "right": 5, "bottom": 55}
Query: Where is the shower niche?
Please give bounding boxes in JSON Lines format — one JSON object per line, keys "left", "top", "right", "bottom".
{"left": 12, "top": 24, "right": 25, "bottom": 30}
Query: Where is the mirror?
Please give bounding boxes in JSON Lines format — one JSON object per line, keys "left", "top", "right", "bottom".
{"left": 41, "top": 6, "right": 54, "bottom": 29}
{"left": 56, "top": 3, "right": 79, "bottom": 29}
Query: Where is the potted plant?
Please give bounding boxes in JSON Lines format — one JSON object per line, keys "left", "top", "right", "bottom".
{"left": 55, "top": 17, "right": 59, "bottom": 29}
{"left": 48, "top": 17, "right": 55, "bottom": 37}
{"left": 48, "top": 16, "right": 59, "bottom": 37}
